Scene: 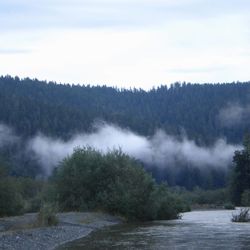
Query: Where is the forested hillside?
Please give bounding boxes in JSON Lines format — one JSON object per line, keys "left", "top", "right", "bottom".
{"left": 1, "top": 75, "right": 250, "bottom": 144}
{"left": 0, "top": 75, "right": 249, "bottom": 189}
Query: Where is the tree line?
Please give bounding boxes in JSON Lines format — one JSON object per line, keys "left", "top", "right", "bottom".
{"left": 1, "top": 143, "right": 249, "bottom": 219}
{"left": 0, "top": 148, "right": 189, "bottom": 220}
{"left": 0, "top": 75, "right": 250, "bottom": 143}
{"left": 1, "top": 75, "right": 250, "bottom": 187}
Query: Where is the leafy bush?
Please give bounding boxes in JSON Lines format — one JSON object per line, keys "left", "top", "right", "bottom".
{"left": 232, "top": 208, "right": 250, "bottom": 222}
{"left": 25, "top": 182, "right": 59, "bottom": 213}
{"left": 15, "top": 177, "right": 44, "bottom": 213}
{"left": 241, "top": 189, "right": 250, "bottom": 206}
{"left": 230, "top": 137, "right": 250, "bottom": 205}
{"left": 146, "top": 184, "right": 185, "bottom": 220}
{"left": 35, "top": 204, "right": 58, "bottom": 227}
{"left": 0, "top": 163, "right": 45, "bottom": 216}
{"left": 0, "top": 177, "right": 24, "bottom": 217}
{"left": 175, "top": 187, "right": 230, "bottom": 207}
{"left": 53, "top": 147, "right": 187, "bottom": 221}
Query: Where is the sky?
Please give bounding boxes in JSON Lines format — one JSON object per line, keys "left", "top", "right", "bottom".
{"left": 0, "top": 0, "right": 250, "bottom": 90}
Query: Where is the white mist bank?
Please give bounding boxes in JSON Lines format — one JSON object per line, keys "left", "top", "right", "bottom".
{"left": 26, "top": 123, "right": 241, "bottom": 175}
{"left": 0, "top": 122, "right": 242, "bottom": 175}
{"left": 0, "top": 124, "right": 19, "bottom": 148}
{"left": 218, "top": 103, "right": 250, "bottom": 127}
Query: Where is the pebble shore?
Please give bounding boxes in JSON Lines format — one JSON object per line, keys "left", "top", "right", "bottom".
{"left": 0, "top": 212, "right": 121, "bottom": 250}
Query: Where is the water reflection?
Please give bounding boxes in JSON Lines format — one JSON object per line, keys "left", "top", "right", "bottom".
{"left": 59, "top": 209, "right": 250, "bottom": 250}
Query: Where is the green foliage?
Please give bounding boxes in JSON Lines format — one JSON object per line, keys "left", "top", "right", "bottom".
{"left": 0, "top": 163, "right": 46, "bottom": 216}
{"left": 1, "top": 76, "right": 250, "bottom": 145}
{"left": 40, "top": 182, "right": 58, "bottom": 204}
{"left": 230, "top": 138, "right": 250, "bottom": 205}
{"left": 146, "top": 184, "right": 188, "bottom": 220}
{"left": 174, "top": 187, "right": 230, "bottom": 207}
{"left": 2, "top": 77, "right": 248, "bottom": 216}
{"left": 14, "top": 177, "right": 44, "bottom": 213}
{"left": 0, "top": 177, "right": 24, "bottom": 217}
{"left": 147, "top": 165, "right": 227, "bottom": 190}
{"left": 0, "top": 160, "right": 8, "bottom": 177}
{"left": 27, "top": 195, "right": 43, "bottom": 213}
{"left": 35, "top": 203, "right": 58, "bottom": 227}
{"left": 241, "top": 189, "right": 250, "bottom": 206}
{"left": 53, "top": 148, "right": 186, "bottom": 221}
{"left": 1, "top": 76, "right": 250, "bottom": 188}
{"left": 16, "top": 177, "right": 44, "bottom": 200}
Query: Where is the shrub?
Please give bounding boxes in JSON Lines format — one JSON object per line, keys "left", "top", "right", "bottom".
{"left": 25, "top": 195, "right": 43, "bottom": 213}
{"left": 146, "top": 184, "right": 187, "bottom": 220}
{"left": 35, "top": 204, "right": 58, "bottom": 227}
{"left": 176, "top": 187, "right": 230, "bottom": 207}
{"left": 53, "top": 147, "right": 186, "bottom": 221}
{"left": 16, "top": 177, "right": 44, "bottom": 200}
{"left": 241, "top": 189, "right": 250, "bottom": 206}
{"left": 232, "top": 208, "right": 250, "bottom": 222}
{"left": 0, "top": 177, "right": 24, "bottom": 217}
{"left": 16, "top": 178, "right": 45, "bottom": 213}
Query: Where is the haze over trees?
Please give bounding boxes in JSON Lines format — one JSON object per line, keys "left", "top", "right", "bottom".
{"left": 0, "top": 76, "right": 249, "bottom": 186}
{"left": 0, "top": 75, "right": 250, "bottom": 218}
{"left": 0, "top": 75, "right": 250, "bottom": 143}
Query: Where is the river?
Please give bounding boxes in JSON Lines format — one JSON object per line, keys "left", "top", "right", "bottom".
{"left": 59, "top": 209, "right": 250, "bottom": 250}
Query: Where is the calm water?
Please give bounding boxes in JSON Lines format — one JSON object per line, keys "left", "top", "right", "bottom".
{"left": 59, "top": 209, "right": 250, "bottom": 250}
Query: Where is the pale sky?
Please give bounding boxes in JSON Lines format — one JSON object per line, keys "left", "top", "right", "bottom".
{"left": 0, "top": 0, "right": 250, "bottom": 89}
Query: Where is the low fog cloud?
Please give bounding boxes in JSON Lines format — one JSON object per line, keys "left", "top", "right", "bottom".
{"left": 0, "top": 122, "right": 241, "bottom": 175}
{"left": 150, "top": 131, "right": 240, "bottom": 168}
{"left": 0, "top": 124, "right": 19, "bottom": 148}
{"left": 218, "top": 103, "right": 250, "bottom": 127}
{"left": 27, "top": 124, "right": 151, "bottom": 174}
{"left": 27, "top": 123, "right": 241, "bottom": 175}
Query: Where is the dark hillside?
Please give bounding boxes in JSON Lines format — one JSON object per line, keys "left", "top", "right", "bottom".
{"left": 0, "top": 76, "right": 249, "bottom": 188}
{"left": 1, "top": 76, "right": 250, "bottom": 143}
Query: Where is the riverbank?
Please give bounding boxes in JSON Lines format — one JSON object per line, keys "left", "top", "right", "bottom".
{"left": 60, "top": 209, "right": 250, "bottom": 250}
{"left": 0, "top": 212, "right": 122, "bottom": 250}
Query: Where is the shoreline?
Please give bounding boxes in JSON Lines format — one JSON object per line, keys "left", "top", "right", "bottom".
{"left": 0, "top": 212, "right": 122, "bottom": 250}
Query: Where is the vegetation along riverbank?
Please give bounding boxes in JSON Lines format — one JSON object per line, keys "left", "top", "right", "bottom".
{"left": 1, "top": 78, "right": 250, "bottom": 249}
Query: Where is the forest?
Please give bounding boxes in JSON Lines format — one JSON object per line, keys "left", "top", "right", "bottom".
{"left": 1, "top": 75, "right": 250, "bottom": 219}
{"left": 0, "top": 75, "right": 250, "bottom": 143}
{"left": 0, "top": 76, "right": 249, "bottom": 184}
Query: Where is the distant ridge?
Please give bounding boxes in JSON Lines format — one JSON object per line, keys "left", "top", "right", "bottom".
{"left": 0, "top": 75, "right": 250, "bottom": 144}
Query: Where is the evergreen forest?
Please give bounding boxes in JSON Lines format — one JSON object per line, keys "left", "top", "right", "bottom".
{"left": 1, "top": 75, "right": 250, "bottom": 219}
{"left": 1, "top": 75, "right": 250, "bottom": 143}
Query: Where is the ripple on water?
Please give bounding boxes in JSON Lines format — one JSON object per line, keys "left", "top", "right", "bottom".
{"left": 58, "top": 209, "right": 250, "bottom": 250}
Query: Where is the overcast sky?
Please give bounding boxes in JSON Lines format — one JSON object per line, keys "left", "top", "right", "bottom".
{"left": 0, "top": 0, "right": 250, "bottom": 89}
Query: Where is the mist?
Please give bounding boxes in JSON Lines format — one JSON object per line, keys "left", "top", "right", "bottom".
{"left": 218, "top": 103, "right": 250, "bottom": 127}
{"left": 0, "top": 124, "right": 19, "bottom": 148}
{"left": 0, "top": 122, "right": 242, "bottom": 175}
{"left": 27, "top": 123, "right": 241, "bottom": 175}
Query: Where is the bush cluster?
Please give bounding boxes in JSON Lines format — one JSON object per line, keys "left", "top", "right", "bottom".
{"left": 0, "top": 177, "right": 24, "bottom": 217}
{"left": 53, "top": 147, "right": 188, "bottom": 221}
{"left": 35, "top": 204, "right": 58, "bottom": 227}
{"left": 0, "top": 163, "right": 44, "bottom": 217}
{"left": 174, "top": 187, "right": 231, "bottom": 207}
{"left": 232, "top": 208, "right": 250, "bottom": 222}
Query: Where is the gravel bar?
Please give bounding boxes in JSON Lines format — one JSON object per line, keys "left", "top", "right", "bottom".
{"left": 0, "top": 212, "right": 121, "bottom": 250}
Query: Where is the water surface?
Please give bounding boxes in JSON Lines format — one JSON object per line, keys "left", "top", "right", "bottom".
{"left": 59, "top": 209, "right": 250, "bottom": 250}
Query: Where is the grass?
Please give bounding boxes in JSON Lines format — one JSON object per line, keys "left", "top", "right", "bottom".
{"left": 34, "top": 204, "right": 58, "bottom": 227}
{"left": 232, "top": 208, "right": 250, "bottom": 222}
